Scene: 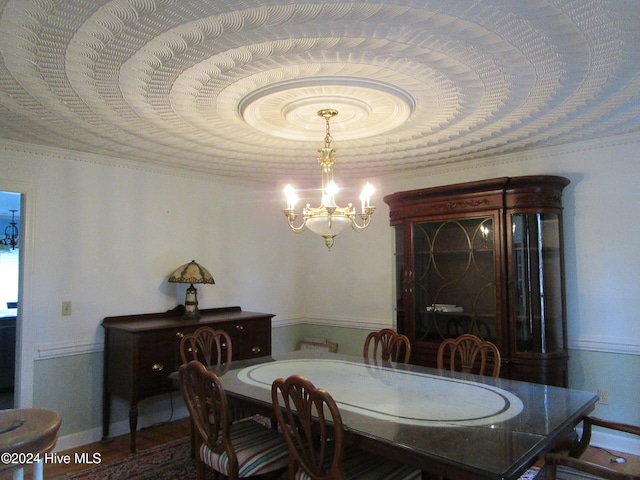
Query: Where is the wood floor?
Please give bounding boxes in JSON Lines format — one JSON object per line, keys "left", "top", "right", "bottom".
{"left": 0, "top": 417, "right": 191, "bottom": 480}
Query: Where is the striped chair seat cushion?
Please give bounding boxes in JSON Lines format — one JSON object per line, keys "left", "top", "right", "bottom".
{"left": 295, "top": 445, "right": 421, "bottom": 480}
{"left": 200, "top": 418, "right": 289, "bottom": 477}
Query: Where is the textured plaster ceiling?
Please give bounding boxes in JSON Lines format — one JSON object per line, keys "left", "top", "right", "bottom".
{"left": 0, "top": 0, "right": 639, "bottom": 186}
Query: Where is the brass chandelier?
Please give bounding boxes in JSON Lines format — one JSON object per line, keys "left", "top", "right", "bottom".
{"left": 283, "top": 109, "right": 375, "bottom": 250}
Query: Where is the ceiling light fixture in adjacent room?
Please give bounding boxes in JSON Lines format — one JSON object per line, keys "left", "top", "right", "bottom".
{"left": 0, "top": 210, "right": 19, "bottom": 250}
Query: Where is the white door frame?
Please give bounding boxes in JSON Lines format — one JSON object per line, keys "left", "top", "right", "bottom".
{"left": 0, "top": 180, "right": 37, "bottom": 408}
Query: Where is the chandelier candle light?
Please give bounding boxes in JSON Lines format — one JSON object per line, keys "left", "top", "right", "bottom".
{"left": 283, "top": 109, "right": 375, "bottom": 250}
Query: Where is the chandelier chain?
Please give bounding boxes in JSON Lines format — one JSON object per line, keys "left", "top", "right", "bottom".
{"left": 324, "top": 115, "right": 333, "bottom": 148}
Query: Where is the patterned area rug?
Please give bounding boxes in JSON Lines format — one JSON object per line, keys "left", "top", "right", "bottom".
{"left": 53, "top": 438, "right": 214, "bottom": 480}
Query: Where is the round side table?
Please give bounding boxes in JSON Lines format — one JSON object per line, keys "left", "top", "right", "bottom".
{"left": 0, "top": 409, "right": 61, "bottom": 480}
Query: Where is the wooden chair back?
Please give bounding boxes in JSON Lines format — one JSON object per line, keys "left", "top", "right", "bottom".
{"left": 180, "top": 327, "right": 232, "bottom": 369}
{"left": 272, "top": 375, "right": 345, "bottom": 480}
{"left": 363, "top": 328, "right": 411, "bottom": 363}
{"left": 437, "top": 333, "right": 501, "bottom": 377}
{"left": 179, "top": 328, "right": 232, "bottom": 457}
{"left": 179, "top": 360, "right": 238, "bottom": 478}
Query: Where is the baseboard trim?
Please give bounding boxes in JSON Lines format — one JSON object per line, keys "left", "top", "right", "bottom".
{"left": 53, "top": 406, "right": 190, "bottom": 452}
{"left": 589, "top": 427, "right": 640, "bottom": 456}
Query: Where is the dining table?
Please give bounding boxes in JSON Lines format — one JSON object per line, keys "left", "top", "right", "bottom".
{"left": 191, "top": 349, "right": 597, "bottom": 480}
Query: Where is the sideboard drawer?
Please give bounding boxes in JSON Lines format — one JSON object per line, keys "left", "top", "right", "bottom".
{"left": 137, "top": 330, "right": 178, "bottom": 397}
{"left": 231, "top": 319, "right": 271, "bottom": 359}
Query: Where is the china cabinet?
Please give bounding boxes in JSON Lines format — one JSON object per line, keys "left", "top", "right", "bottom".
{"left": 384, "top": 176, "right": 570, "bottom": 386}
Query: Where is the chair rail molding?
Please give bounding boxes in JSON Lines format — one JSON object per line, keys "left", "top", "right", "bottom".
{"left": 303, "top": 314, "right": 390, "bottom": 330}
{"left": 34, "top": 339, "right": 103, "bottom": 361}
{"left": 30, "top": 332, "right": 639, "bottom": 362}
{"left": 568, "top": 336, "right": 640, "bottom": 356}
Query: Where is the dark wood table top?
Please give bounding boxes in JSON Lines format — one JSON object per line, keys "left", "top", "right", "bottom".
{"left": 212, "top": 350, "right": 598, "bottom": 480}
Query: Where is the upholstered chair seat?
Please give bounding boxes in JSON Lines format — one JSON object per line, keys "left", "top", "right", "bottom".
{"left": 199, "top": 417, "right": 289, "bottom": 477}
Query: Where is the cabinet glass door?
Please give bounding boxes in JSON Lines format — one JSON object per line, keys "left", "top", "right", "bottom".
{"left": 412, "top": 216, "right": 498, "bottom": 344}
{"left": 510, "top": 213, "right": 564, "bottom": 353}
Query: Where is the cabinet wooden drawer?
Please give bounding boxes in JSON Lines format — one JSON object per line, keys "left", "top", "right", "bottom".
{"left": 137, "top": 331, "right": 177, "bottom": 396}
{"left": 238, "top": 321, "right": 271, "bottom": 359}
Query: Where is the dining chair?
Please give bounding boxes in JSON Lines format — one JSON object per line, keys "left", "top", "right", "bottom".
{"left": 271, "top": 374, "right": 422, "bottom": 480}
{"left": 543, "top": 416, "right": 640, "bottom": 480}
{"left": 363, "top": 328, "right": 411, "bottom": 363}
{"left": 437, "top": 333, "right": 501, "bottom": 377}
{"left": 180, "top": 327, "right": 235, "bottom": 456}
{"left": 179, "top": 326, "right": 232, "bottom": 370}
{"left": 179, "top": 360, "right": 289, "bottom": 480}
{"left": 180, "top": 328, "right": 268, "bottom": 421}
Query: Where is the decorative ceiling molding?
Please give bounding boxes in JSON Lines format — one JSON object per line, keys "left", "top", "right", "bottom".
{"left": 0, "top": 0, "right": 638, "bottom": 185}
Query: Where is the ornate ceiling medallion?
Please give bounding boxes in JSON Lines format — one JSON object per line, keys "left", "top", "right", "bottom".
{"left": 239, "top": 76, "right": 415, "bottom": 141}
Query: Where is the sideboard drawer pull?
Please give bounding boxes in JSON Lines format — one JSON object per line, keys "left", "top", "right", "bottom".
{"left": 251, "top": 346, "right": 261, "bottom": 353}
{"left": 151, "top": 363, "right": 164, "bottom": 372}
{"left": 176, "top": 331, "right": 184, "bottom": 339}
{"left": 235, "top": 324, "right": 244, "bottom": 331}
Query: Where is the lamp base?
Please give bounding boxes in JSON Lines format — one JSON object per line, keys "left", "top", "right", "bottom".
{"left": 183, "top": 284, "right": 200, "bottom": 319}
{"left": 182, "top": 308, "right": 201, "bottom": 320}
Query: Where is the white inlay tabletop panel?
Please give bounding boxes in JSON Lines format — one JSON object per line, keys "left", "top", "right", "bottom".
{"left": 239, "top": 358, "right": 523, "bottom": 427}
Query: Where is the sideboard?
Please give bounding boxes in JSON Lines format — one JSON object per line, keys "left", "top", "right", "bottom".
{"left": 101, "top": 306, "right": 274, "bottom": 452}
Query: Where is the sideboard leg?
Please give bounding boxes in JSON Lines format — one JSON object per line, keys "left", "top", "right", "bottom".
{"left": 129, "top": 403, "right": 138, "bottom": 453}
{"left": 101, "top": 392, "right": 110, "bottom": 442}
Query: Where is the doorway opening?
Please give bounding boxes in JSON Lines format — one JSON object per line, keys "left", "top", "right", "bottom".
{"left": 0, "top": 191, "right": 20, "bottom": 409}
